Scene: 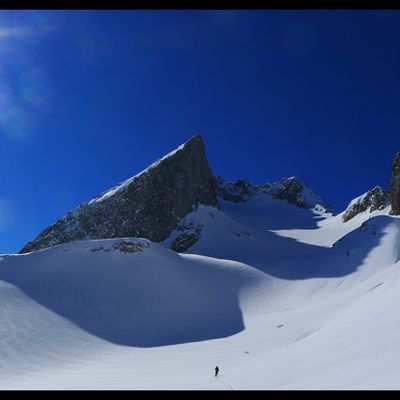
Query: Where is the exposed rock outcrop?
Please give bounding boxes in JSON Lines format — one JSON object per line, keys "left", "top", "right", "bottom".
{"left": 170, "top": 223, "right": 203, "bottom": 253}
{"left": 269, "top": 177, "right": 327, "bottom": 210}
{"left": 214, "top": 177, "right": 260, "bottom": 202}
{"left": 20, "top": 134, "right": 219, "bottom": 254}
{"left": 215, "top": 176, "right": 333, "bottom": 213}
{"left": 342, "top": 186, "right": 389, "bottom": 223}
{"left": 390, "top": 152, "right": 400, "bottom": 215}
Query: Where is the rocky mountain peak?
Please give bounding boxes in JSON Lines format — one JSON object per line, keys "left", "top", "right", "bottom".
{"left": 215, "top": 175, "right": 333, "bottom": 213}
{"left": 342, "top": 185, "right": 389, "bottom": 223}
{"left": 20, "top": 134, "right": 219, "bottom": 254}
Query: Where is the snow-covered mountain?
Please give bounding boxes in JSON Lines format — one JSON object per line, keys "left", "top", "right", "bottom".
{"left": 20, "top": 135, "right": 332, "bottom": 255}
{"left": 215, "top": 175, "right": 333, "bottom": 213}
{"left": 1, "top": 135, "right": 400, "bottom": 389}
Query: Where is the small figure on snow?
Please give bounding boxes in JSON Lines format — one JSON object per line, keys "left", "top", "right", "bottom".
{"left": 214, "top": 366, "right": 219, "bottom": 377}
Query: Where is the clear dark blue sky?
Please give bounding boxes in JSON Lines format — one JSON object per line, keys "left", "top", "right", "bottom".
{"left": 0, "top": 10, "right": 400, "bottom": 253}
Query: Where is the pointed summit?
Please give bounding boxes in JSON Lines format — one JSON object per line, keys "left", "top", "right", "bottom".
{"left": 20, "top": 134, "right": 218, "bottom": 253}
{"left": 186, "top": 133, "right": 203, "bottom": 144}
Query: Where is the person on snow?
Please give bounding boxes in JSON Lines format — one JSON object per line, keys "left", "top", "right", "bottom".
{"left": 215, "top": 366, "right": 219, "bottom": 377}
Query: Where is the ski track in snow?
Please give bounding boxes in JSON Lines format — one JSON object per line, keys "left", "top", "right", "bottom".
{"left": 217, "top": 376, "right": 235, "bottom": 390}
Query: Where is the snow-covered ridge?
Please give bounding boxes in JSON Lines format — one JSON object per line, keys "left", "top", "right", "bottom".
{"left": 1, "top": 237, "right": 264, "bottom": 350}
{"left": 215, "top": 176, "right": 334, "bottom": 214}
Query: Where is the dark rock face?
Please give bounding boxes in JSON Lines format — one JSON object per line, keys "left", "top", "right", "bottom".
{"left": 20, "top": 134, "right": 219, "bottom": 254}
{"left": 342, "top": 186, "right": 389, "bottom": 223}
{"left": 171, "top": 229, "right": 203, "bottom": 253}
{"left": 390, "top": 152, "right": 400, "bottom": 215}
{"left": 270, "top": 177, "right": 318, "bottom": 209}
{"left": 214, "top": 177, "right": 259, "bottom": 202}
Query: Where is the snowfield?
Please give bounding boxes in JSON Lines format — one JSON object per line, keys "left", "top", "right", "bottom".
{"left": 1, "top": 194, "right": 400, "bottom": 389}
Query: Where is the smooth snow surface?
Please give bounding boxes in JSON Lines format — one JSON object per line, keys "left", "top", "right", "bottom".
{"left": 1, "top": 194, "right": 400, "bottom": 389}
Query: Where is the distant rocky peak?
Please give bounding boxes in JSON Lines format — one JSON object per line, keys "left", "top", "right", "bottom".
{"left": 214, "top": 177, "right": 259, "bottom": 203}
{"left": 342, "top": 185, "right": 389, "bottom": 223}
{"left": 215, "top": 175, "right": 333, "bottom": 213}
{"left": 270, "top": 177, "right": 312, "bottom": 208}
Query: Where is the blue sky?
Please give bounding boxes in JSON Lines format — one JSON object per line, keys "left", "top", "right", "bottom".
{"left": 1, "top": 10, "right": 400, "bottom": 253}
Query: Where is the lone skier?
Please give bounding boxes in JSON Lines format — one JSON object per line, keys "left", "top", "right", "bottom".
{"left": 214, "top": 366, "right": 219, "bottom": 377}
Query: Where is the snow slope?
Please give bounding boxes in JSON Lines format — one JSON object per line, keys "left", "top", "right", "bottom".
{"left": 1, "top": 193, "right": 400, "bottom": 389}
{"left": 273, "top": 204, "right": 391, "bottom": 247}
{"left": 0, "top": 239, "right": 264, "bottom": 347}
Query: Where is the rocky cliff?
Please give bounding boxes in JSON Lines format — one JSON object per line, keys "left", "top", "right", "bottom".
{"left": 20, "top": 134, "right": 219, "bottom": 254}
{"left": 390, "top": 152, "right": 400, "bottom": 215}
